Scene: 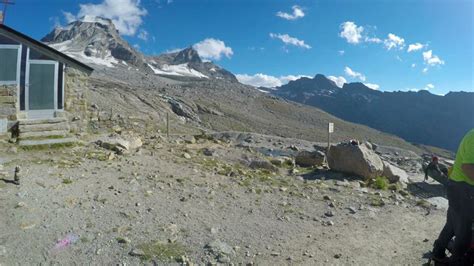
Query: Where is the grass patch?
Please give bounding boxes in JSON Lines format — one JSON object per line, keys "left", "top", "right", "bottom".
{"left": 368, "top": 176, "right": 389, "bottom": 190}
{"left": 62, "top": 178, "right": 73, "bottom": 184}
{"left": 369, "top": 196, "right": 385, "bottom": 207}
{"left": 138, "top": 241, "right": 186, "bottom": 262}
{"left": 20, "top": 142, "right": 77, "bottom": 151}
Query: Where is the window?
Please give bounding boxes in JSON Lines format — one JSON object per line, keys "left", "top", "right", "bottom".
{"left": 0, "top": 45, "right": 20, "bottom": 84}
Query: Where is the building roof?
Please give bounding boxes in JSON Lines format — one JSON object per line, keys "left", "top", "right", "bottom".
{"left": 0, "top": 24, "right": 94, "bottom": 75}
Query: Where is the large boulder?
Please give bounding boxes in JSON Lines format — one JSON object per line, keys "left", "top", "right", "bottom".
{"left": 383, "top": 162, "right": 409, "bottom": 184}
{"left": 327, "top": 142, "right": 384, "bottom": 179}
{"left": 295, "top": 150, "right": 325, "bottom": 167}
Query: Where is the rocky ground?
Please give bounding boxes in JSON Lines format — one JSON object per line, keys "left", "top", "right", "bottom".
{"left": 0, "top": 131, "right": 450, "bottom": 265}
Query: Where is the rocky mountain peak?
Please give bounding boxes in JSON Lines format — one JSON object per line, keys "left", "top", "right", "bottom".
{"left": 173, "top": 47, "right": 202, "bottom": 65}
{"left": 42, "top": 17, "right": 150, "bottom": 72}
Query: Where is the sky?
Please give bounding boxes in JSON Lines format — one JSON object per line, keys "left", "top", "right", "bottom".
{"left": 3, "top": 0, "right": 473, "bottom": 94}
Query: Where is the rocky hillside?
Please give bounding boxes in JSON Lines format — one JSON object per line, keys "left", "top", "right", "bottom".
{"left": 274, "top": 74, "right": 474, "bottom": 151}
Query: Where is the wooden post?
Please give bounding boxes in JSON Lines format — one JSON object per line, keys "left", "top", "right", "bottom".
{"left": 166, "top": 112, "right": 170, "bottom": 138}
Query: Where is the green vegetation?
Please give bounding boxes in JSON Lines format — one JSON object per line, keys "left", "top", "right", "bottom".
{"left": 138, "top": 241, "right": 186, "bottom": 262}
{"left": 368, "top": 176, "right": 389, "bottom": 190}
{"left": 62, "top": 178, "right": 73, "bottom": 184}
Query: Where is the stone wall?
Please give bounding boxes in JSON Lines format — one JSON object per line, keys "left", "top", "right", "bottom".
{"left": 63, "top": 67, "right": 91, "bottom": 133}
{"left": 0, "top": 84, "right": 18, "bottom": 121}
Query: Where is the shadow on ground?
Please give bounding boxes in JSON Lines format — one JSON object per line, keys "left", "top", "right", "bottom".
{"left": 300, "top": 168, "right": 362, "bottom": 182}
{"left": 407, "top": 181, "right": 446, "bottom": 199}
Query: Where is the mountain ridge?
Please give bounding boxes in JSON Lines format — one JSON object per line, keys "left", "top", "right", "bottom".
{"left": 274, "top": 74, "right": 474, "bottom": 151}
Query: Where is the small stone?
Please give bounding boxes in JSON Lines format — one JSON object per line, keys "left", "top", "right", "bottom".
{"left": 323, "top": 195, "right": 331, "bottom": 201}
{"left": 279, "top": 187, "right": 288, "bottom": 192}
{"left": 324, "top": 210, "right": 334, "bottom": 217}
{"left": 183, "top": 153, "right": 192, "bottom": 159}
{"left": 270, "top": 252, "right": 280, "bottom": 256}
{"left": 129, "top": 248, "right": 145, "bottom": 257}
{"left": 334, "top": 253, "right": 342, "bottom": 259}
{"left": 15, "top": 202, "right": 26, "bottom": 208}
{"left": 348, "top": 207, "right": 357, "bottom": 214}
{"left": 118, "top": 237, "right": 131, "bottom": 244}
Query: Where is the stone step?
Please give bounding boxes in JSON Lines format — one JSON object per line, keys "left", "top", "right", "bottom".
{"left": 18, "top": 137, "right": 77, "bottom": 147}
{"left": 19, "top": 122, "right": 70, "bottom": 133}
{"left": 0, "top": 96, "right": 15, "bottom": 104}
{"left": 18, "top": 130, "right": 69, "bottom": 139}
{"left": 18, "top": 117, "right": 67, "bottom": 125}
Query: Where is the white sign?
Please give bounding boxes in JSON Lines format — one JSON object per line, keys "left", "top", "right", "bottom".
{"left": 328, "top": 122, "right": 334, "bottom": 133}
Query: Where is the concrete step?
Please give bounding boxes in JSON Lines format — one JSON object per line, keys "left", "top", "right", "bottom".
{"left": 18, "top": 117, "right": 67, "bottom": 125}
{"left": 19, "top": 122, "right": 70, "bottom": 133}
{"left": 0, "top": 96, "right": 15, "bottom": 104}
{"left": 18, "top": 137, "right": 77, "bottom": 147}
{"left": 18, "top": 130, "right": 69, "bottom": 139}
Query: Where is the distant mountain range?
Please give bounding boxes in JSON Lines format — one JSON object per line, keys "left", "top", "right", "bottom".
{"left": 42, "top": 16, "right": 237, "bottom": 82}
{"left": 273, "top": 74, "right": 474, "bottom": 151}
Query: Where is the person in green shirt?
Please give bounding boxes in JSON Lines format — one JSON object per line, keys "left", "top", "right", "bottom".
{"left": 432, "top": 129, "right": 474, "bottom": 265}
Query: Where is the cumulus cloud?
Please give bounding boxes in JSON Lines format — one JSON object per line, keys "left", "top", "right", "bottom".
{"left": 344, "top": 66, "right": 366, "bottom": 81}
{"left": 269, "top": 33, "right": 311, "bottom": 49}
{"left": 338, "top": 50, "right": 345, "bottom": 56}
{"left": 276, "top": 5, "right": 305, "bottom": 20}
{"left": 407, "top": 43, "right": 424, "bottom": 52}
{"left": 236, "top": 73, "right": 310, "bottom": 88}
{"left": 193, "top": 38, "right": 233, "bottom": 61}
{"left": 364, "top": 83, "right": 380, "bottom": 90}
{"left": 138, "top": 29, "right": 149, "bottom": 41}
{"left": 423, "top": 50, "right": 445, "bottom": 66}
{"left": 339, "top": 21, "right": 364, "bottom": 44}
{"left": 64, "top": 0, "right": 147, "bottom": 36}
{"left": 384, "top": 33, "right": 405, "bottom": 50}
{"left": 327, "top": 76, "right": 347, "bottom": 88}
{"left": 411, "top": 63, "right": 416, "bottom": 68}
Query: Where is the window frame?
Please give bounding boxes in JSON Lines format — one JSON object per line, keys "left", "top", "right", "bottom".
{"left": 0, "top": 44, "right": 21, "bottom": 85}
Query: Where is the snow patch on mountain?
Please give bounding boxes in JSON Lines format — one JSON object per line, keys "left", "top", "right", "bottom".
{"left": 148, "top": 63, "right": 208, "bottom": 78}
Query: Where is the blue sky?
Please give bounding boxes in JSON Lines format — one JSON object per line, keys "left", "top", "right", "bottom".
{"left": 3, "top": 0, "right": 473, "bottom": 94}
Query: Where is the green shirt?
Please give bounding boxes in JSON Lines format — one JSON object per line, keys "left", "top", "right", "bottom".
{"left": 450, "top": 129, "right": 474, "bottom": 186}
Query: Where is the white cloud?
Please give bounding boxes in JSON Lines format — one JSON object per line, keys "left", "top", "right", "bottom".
{"left": 138, "top": 29, "right": 149, "bottom": 41}
{"left": 63, "top": 12, "right": 76, "bottom": 23}
{"left": 193, "top": 38, "right": 233, "bottom": 61}
{"left": 276, "top": 5, "right": 305, "bottom": 20}
{"left": 64, "top": 0, "right": 148, "bottom": 36}
{"left": 364, "top": 83, "right": 380, "bottom": 90}
{"left": 411, "top": 63, "right": 416, "bottom": 68}
{"left": 338, "top": 50, "right": 345, "bottom": 55}
{"left": 327, "top": 76, "right": 347, "bottom": 87}
{"left": 365, "top": 37, "right": 382, "bottom": 43}
{"left": 339, "top": 21, "right": 364, "bottom": 44}
{"left": 425, "top": 83, "right": 435, "bottom": 90}
{"left": 270, "top": 33, "right": 311, "bottom": 49}
{"left": 407, "top": 43, "right": 424, "bottom": 52}
{"left": 384, "top": 33, "right": 405, "bottom": 50}
{"left": 236, "top": 73, "right": 309, "bottom": 88}
{"left": 423, "top": 50, "right": 445, "bottom": 66}
{"left": 344, "top": 66, "right": 366, "bottom": 81}
{"left": 422, "top": 67, "right": 429, "bottom": 73}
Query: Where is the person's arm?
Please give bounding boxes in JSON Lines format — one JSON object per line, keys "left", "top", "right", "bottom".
{"left": 461, "top": 164, "right": 474, "bottom": 181}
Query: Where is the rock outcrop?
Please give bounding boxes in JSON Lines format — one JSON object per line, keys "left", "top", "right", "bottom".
{"left": 295, "top": 150, "right": 325, "bottom": 167}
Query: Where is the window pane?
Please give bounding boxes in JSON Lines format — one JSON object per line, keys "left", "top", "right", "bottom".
{"left": 29, "top": 63, "right": 55, "bottom": 110}
{"left": 0, "top": 48, "right": 18, "bottom": 82}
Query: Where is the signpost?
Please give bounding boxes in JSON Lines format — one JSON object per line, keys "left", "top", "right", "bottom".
{"left": 324, "top": 122, "right": 334, "bottom": 166}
